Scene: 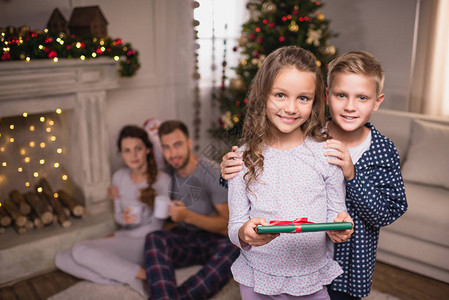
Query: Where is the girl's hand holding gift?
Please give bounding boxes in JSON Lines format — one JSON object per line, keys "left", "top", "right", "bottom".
{"left": 326, "top": 211, "right": 354, "bottom": 243}
{"left": 238, "top": 217, "right": 279, "bottom": 248}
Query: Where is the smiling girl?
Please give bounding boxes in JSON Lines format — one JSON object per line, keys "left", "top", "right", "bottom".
{"left": 228, "top": 46, "right": 350, "bottom": 300}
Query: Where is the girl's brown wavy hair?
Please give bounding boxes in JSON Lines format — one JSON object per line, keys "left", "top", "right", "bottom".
{"left": 242, "top": 46, "right": 327, "bottom": 191}
{"left": 118, "top": 125, "right": 158, "bottom": 208}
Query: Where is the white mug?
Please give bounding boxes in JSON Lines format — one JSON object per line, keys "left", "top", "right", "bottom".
{"left": 123, "top": 203, "right": 142, "bottom": 224}
{"left": 153, "top": 195, "right": 171, "bottom": 219}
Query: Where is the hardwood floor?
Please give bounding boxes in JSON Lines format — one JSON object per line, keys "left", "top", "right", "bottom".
{"left": 371, "top": 263, "right": 449, "bottom": 300}
{"left": 0, "top": 262, "right": 448, "bottom": 299}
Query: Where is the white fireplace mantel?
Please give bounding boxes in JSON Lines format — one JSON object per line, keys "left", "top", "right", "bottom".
{"left": 0, "top": 58, "right": 118, "bottom": 209}
{"left": 0, "top": 58, "right": 119, "bottom": 284}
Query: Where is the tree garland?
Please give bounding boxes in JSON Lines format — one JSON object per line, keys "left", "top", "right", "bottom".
{"left": 1, "top": 28, "right": 140, "bottom": 77}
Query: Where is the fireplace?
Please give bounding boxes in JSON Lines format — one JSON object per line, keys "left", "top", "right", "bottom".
{"left": 0, "top": 58, "right": 119, "bottom": 284}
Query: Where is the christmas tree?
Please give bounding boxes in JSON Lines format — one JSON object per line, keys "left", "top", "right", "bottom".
{"left": 214, "top": 0, "right": 338, "bottom": 141}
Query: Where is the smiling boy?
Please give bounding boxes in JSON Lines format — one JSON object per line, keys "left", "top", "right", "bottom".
{"left": 323, "top": 51, "right": 407, "bottom": 300}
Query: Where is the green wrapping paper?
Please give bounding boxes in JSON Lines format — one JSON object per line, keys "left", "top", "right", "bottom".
{"left": 256, "top": 222, "right": 353, "bottom": 233}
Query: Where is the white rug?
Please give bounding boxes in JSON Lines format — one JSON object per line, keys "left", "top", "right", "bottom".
{"left": 48, "top": 264, "right": 399, "bottom": 300}
{"left": 49, "top": 282, "right": 399, "bottom": 300}
{"left": 49, "top": 265, "right": 241, "bottom": 300}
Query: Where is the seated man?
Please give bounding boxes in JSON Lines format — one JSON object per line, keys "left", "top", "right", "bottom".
{"left": 144, "top": 120, "right": 239, "bottom": 300}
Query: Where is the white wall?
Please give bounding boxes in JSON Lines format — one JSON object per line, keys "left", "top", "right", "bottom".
{"left": 321, "top": 0, "right": 418, "bottom": 111}
{"left": 0, "top": 0, "right": 195, "bottom": 173}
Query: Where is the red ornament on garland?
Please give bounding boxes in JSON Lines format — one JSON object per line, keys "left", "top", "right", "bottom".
{"left": 48, "top": 50, "right": 57, "bottom": 58}
{"left": 1, "top": 52, "right": 11, "bottom": 61}
{"left": 268, "top": 22, "right": 275, "bottom": 28}
{"left": 279, "top": 36, "right": 285, "bottom": 42}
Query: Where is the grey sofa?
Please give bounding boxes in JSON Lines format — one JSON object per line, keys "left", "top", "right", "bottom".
{"left": 370, "top": 109, "right": 449, "bottom": 283}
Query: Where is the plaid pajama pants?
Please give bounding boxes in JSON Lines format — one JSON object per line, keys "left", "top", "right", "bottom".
{"left": 144, "top": 227, "right": 239, "bottom": 300}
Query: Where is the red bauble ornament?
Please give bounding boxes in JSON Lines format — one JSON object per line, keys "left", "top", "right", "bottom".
{"left": 263, "top": 19, "right": 268, "bottom": 24}
{"left": 282, "top": 16, "right": 287, "bottom": 21}
{"left": 256, "top": 38, "right": 263, "bottom": 44}
{"left": 268, "top": 22, "right": 275, "bottom": 28}
{"left": 236, "top": 101, "right": 241, "bottom": 106}
{"left": 279, "top": 36, "right": 285, "bottom": 42}
{"left": 1, "top": 52, "right": 11, "bottom": 61}
{"left": 48, "top": 50, "right": 57, "bottom": 59}
{"left": 244, "top": 98, "right": 248, "bottom": 104}
{"left": 249, "top": 33, "right": 256, "bottom": 40}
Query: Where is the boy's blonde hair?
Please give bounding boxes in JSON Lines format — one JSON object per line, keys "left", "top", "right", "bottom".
{"left": 327, "top": 51, "right": 385, "bottom": 96}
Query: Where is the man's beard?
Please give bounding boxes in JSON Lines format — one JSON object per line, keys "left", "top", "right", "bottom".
{"left": 172, "top": 147, "right": 190, "bottom": 170}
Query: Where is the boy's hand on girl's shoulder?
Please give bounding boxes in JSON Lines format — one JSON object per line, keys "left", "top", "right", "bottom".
{"left": 327, "top": 211, "right": 354, "bottom": 243}
{"left": 221, "top": 146, "right": 243, "bottom": 180}
{"left": 238, "top": 217, "right": 279, "bottom": 248}
{"left": 323, "top": 139, "right": 355, "bottom": 180}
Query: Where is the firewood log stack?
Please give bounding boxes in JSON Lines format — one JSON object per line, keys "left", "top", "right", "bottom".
{"left": 0, "top": 178, "right": 87, "bottom": 234}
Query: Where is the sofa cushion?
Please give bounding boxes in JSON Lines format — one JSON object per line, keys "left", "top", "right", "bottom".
{"left": 401, "top": 119, "right": 449, "bottom": 190}
{"left": 382, "top": 181, "right": 449, "bottom": 248}
{"left": 370, "top": 110, "right": 413, "bottom": 160}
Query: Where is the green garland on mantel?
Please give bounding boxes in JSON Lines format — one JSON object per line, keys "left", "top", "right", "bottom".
{"left": 1, "top": 28, "right": 140, "bottom": 77}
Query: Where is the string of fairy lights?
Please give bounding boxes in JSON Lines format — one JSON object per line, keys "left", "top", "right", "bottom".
{"left": 1, "top": 29, "right": 140, "bottom": 77}
{"left": 0, "top": 108, "right": 69, "bottom": 205}
{"left": 2, "top": 30, "right": 121, "bottom": 63}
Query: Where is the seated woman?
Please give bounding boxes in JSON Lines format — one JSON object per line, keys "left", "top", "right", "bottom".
{"left": 55, "top": 125, "right": 170, "bottom": 297}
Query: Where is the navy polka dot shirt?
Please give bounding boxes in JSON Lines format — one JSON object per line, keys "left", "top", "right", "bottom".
{"left": 329, "top": 123, "right": 407, "bottom": 297}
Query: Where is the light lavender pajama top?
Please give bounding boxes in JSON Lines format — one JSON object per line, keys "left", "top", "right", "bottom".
{"left": 228, "top": 137, "right": 347, "bottom": 296}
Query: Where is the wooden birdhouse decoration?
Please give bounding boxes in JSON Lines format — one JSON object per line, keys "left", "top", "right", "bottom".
{"left": 47, "top": 8, "right": 68, "bottom": 34}
{"left": 68, "top": 6, "right": 108, "bottom": 38}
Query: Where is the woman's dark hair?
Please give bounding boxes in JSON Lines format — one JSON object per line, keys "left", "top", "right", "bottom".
{"left": 117, "top": 125, "right": 158, "bottom": 208}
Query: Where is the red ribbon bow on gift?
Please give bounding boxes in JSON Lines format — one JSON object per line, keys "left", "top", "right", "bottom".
{"left": 269, "top": 217, "right": 314, "bottom": 232}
